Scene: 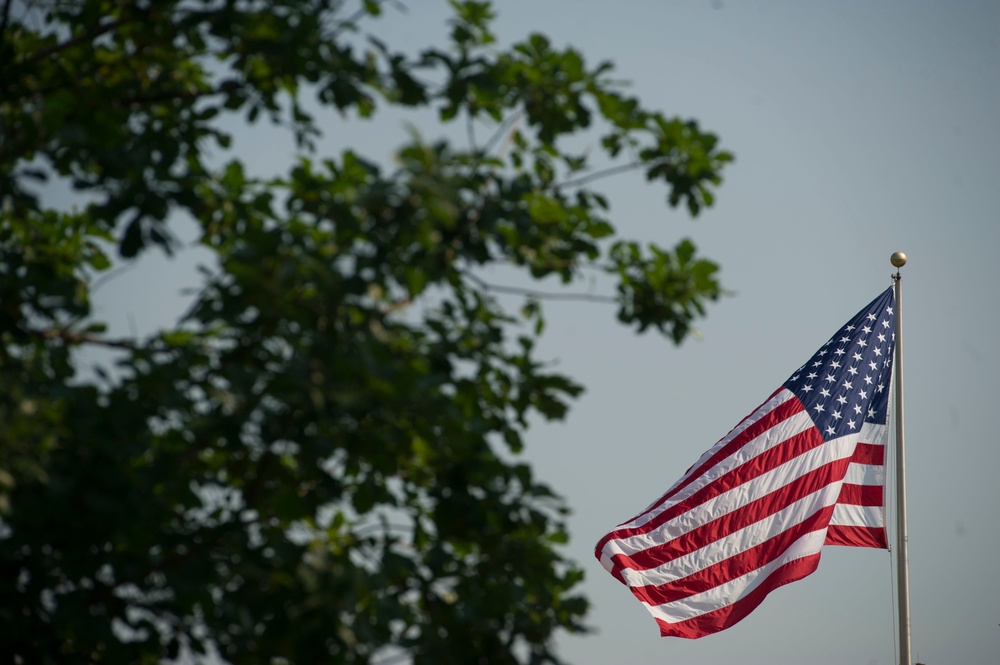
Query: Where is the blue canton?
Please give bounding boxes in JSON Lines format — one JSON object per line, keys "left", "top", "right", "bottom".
{"left": 783, "top": 288, "right": 896, "bottom": 442}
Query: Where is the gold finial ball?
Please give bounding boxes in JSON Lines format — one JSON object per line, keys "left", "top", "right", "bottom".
{"left": 890, "top": 251, "right": 907, "bottom": 268}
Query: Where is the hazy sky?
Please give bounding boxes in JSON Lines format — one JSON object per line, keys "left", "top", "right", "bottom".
{"left": 88, "top": 2, "right": 1000, "bottom": 663}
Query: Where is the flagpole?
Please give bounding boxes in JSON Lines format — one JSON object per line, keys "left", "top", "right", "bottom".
{"left": 890, "top": 251, "right": 911, "bottom": 665}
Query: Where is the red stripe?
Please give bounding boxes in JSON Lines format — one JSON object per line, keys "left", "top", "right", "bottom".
{"left": 825, "top": 525, "right": 887, "bottom": 549}
{"left": 630, "top": 504, "right": 835, "bottom": 607}
{"left": 596, "top": 391, "right": 801, "bottom": 557}
{"left": 837, "top": 483, "right": 883, "bottom": 506}
{"left": 609, "top": 455, "right": 850, "bottom": 574}
{"left": 596, "top": 402, "right": 817, "bottom": 557}
{"left": 852, "top": 442, "right": 884, "bottom": 465}
{"left": 654, "top": 554, "right": 822, "bottom": 638}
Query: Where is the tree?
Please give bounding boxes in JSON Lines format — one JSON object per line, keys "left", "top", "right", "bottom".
{"left": 0, "top": 1, "right": 732, "bottom": 662}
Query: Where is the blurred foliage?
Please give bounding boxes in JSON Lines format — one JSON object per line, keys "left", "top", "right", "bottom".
{"left": 0, "top": 0, "right": 732, "bottom": 662}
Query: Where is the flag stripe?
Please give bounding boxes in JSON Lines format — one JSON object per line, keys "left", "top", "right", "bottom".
{"left": 617, "top": 486, "right": 839, "bottom": 588}
{"left": 837, "top": 483, "right": 883, "bottom": 506}
{"left": 606, "top": 422, "right": 823, "bottom": 562}
{"left": 649, "top": 529, "right": 828, "bottom": 624}
{"left": 628, "top": 503, "right": 837, "bottom": 607}
{"left": 825, "top": 524, "right": 887, "bottom": 548}
{"left": 596, "top": 392, "right": 810, "bottom": 551}
{"left": 606, "top": 390, "right": 801, "bottom": 536}
{"left": 605, "top": 439, "right": 854, "bottom": 573}
{"left": 852, "top": 442, "right": 884, "bottom": 465}
{"left": 844, "top": 462, "right": 884, "bottom": 485}
{"left": 830, "top": 503, "right": 883, "bottom": 526}
{"left": 653, "top": 554, "right": 822, "bottom": 638}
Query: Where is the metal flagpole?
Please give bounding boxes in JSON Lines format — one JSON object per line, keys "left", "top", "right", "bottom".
{"left": 890, "top": 251, "right": 911, "bottom": 665}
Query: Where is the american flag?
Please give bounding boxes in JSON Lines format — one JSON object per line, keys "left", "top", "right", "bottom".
{"left": 596, "top": 287, "right": 896, "bottom": 638}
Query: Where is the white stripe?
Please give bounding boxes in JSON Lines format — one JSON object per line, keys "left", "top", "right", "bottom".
{"left": 859, "top": 421, "right": 889, "bottom": 444}
{"left": 643, "top": 530, "right": 827, "bottom": 623}
{"left": 618, "top": 390, "right": 810, "bottom": 532}
{"left": 619, "top": 484, "right": 840, "bottom": 589}
{"left": 599, "top": 551, "right": 614, "bottom": 574}
{"left": 602, "top": 433, "right": 859, "bottom": 560}
{"left": 844, "top": 462, "right": 884, "bottom": 485}
{"left": 830, "top": 503, "right": 884, "bottom": 527}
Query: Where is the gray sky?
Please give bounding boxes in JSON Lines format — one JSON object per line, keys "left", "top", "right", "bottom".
{"left": 89, "top": 1, "right": 1000, "bottom": 663}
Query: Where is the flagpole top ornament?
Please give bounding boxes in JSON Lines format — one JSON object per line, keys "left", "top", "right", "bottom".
{"left": 890, "top": 252, "right": 907, "bottom": 268}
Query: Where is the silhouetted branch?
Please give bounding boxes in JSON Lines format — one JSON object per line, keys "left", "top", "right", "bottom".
{"left": 463, "top": 271, "right": 616, "bottom": 303}
{"left": 556, "top": 161, "right": 641, "bottom": 189}
{"left": 23, "top": 18, "right": 127, "bottom": 65}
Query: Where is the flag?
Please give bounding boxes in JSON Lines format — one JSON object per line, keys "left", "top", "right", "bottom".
{"left": 595, "top": 287, "right": 896, "bottom": 638}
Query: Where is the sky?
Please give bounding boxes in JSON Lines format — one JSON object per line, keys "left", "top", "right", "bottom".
{"left": 85, "top": 1, "right": 1000, "bottom": 664}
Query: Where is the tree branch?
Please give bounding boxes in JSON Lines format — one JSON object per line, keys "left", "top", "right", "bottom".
{"left": 555, "top": 161, "right": 641, "bottom": 189}
{"left": 463, "top": 272, "right": 616, "bottom": 303}
{"left": 29, "top": 328, "right": 142, "bottom": 350}
{"left": 23, "top": 17, "right": 127, "bottom": 65}
{"left": 120, "top": 79, "right": 245, "bottom": 107}
{"left": 483, "top": 112, "right": 522, "bottom": 156}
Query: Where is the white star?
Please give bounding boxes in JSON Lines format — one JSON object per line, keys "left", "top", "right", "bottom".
{"left": 857, "top": 338, "right": 868, "bottom": 348}
{"left": 791, "top": 374, "right": 800, "bottom": 381}
{"left": 869, "top": 360, "right": 878, "bottom": 371}
{"left": 853, "top": 352, "right": 862, "bottom": 362}
{"left": 842, "top": 380, "right": 853, "bottom": 390}
{"left": 867, "top": 313, "right": 876, "bottom": 321}
{"left": 877, "top": 383, "right": 885, "bottom": 393}
{"left": 864, "top": 375, "right": 873, "bottom": 385}
{"left": 820, "top": 388, "right": 831, "bottom": 398}
{"left": 814, "top": 403, "right": 825, "bottom": 414}
{"left": 853, "top": 404, "right": 863, "bottom": 414}
{"left": 868, "top": 407, "right": 876, "bottom": 418}
{"left": 887, "top": 306, "right": 893, "bottom": 315}
{"left": 832, "top": 410, "right": 842, "bottom": 420}
{"left": 818, "top": 349, "right": 828, "bottom": 357}
{"left": 825, "top": 374, "right": 836, "bottom": 383}
{"left": 802, "top": 384, "right": 813, "bottom": 393}
{"left": 878, "top": 333, "right": 886, "bottom": 343}
{"left": 882, "top": 319, "right": 891, "bottom": 328}
{"left": 848, "top": 419, "right": 857, "bottom": 429}
{"left": 813, "top": 360, "right": 823, "bottom": 368}
{"left": 837, "top": 395, "right": 848, "bottom": 405}
{"left": 807, "top": 372, "right": 818, "bottom": 380}
{"left": 848, "top": 366, "right": 858, "bottom": 376}
{"left": 831, "top": 361, "right": 841, "bottom": 370}
{"left": 826, "top": 425, "right": 836, "bottom": 436}
{"left": 862, "top": 325, "right": 872, "bottom": 335}
{"left": 840, "top": 336, "right": 851, "bottom": 344}
{"left": 835, "top": 348, "right": 846, "bottom": 357}
{"left": 857, "top": 389, "right": 868, "bottom": 399}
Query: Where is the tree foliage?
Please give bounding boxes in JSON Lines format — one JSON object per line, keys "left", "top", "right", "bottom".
{"left": 0, "top": 1, "right": 732, "bottom": 662}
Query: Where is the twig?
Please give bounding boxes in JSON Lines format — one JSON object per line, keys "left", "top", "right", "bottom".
{"left": 466, "top": 111, "right": 477, "bottom": 153}
{"left": 91, "top": 259, "right": 139, "bottom": 294}
{"left": 482, "top": 111, "right": 522, "bottom": 156}
{"left": 555, "top": 161, "right": 641, "bottom": 189}
{"left": 22, "top": 17, "right": 127, "bottom": 65}
{"left": 30, "top": 328, "right": 141, "bottom": 350}
{"left": 463, "top": 272, "right": 616, "bottom": 304}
